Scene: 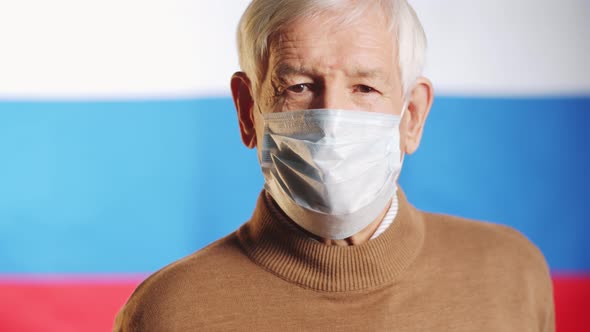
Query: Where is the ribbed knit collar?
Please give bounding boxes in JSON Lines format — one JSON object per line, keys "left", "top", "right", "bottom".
{"left": 237, "top": 188, "right": 425, "bottom": 292}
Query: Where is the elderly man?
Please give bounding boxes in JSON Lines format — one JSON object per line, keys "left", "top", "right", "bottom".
{"left": 114, "top": 0, "right": 554, "bottom": 331}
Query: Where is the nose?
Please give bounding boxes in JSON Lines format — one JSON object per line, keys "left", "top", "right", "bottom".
{"left": 313, "top": 80, "right": 354, "bottom": 110}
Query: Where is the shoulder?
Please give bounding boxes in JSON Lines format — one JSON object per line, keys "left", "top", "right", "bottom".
{"left": 421, "top": 210, "right": 549, "bottom": 271}
{"left": 113, "top": 232, "right": 248, "bottom": 331}
{"left": 415, "top": 210, "right": 555, "bottom": 331}
{"left": 419, "top": 210, "right": 554, "bottom": 297}
{"left": 420, "top": 211, "right": 554, "bottom": 324}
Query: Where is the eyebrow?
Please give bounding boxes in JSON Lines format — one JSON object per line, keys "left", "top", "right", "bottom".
{"left": 274, "top": 63, "right": 309, "bottom": 78}
{"left": 351, "top": 68, "right": 385, "bottom": 79}
{"left": 273, "top": 63, "right": 388, "bottom": 81}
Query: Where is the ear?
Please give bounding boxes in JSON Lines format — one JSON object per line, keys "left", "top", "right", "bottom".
{"left": 231, "top": 72, "right": 257, "bottom": 149}
{"left": 402, "top": 77, "right": 434, "bottom": 155}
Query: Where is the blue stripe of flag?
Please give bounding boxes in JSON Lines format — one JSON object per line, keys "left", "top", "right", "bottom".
{"left": 0, "top": 96, "right": 588, "bottom": 273}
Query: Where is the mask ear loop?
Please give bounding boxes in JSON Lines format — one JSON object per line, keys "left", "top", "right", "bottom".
{"left": 398, "top": 100, "right": 409, "bottom": 166}
{"left": 391, "top": 99, "right": 410, "bottom": 189}
{"left": 253, "top": 104, "right": 267, "bottom": 165}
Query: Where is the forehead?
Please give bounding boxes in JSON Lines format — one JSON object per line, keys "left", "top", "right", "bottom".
{"left": 268, "top": 8, "right": 397, "bottom": 77}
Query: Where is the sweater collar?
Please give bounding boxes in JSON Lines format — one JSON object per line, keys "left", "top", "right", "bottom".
{"left": 237, "top": 188, "right": 425, "bottom": 292}
{"left": 263, "top": 190, "right": 399, "bottom": 242}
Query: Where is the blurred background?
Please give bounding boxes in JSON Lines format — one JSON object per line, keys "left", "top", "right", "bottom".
{"left": 0, "top": 0, "right": 588, "bottom": 331}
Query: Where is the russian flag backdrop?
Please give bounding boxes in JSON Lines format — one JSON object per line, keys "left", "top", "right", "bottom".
{"left": 0, "top": 0, "right": 588, "bottom": 331}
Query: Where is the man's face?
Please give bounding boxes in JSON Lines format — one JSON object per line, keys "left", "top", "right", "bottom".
{"left": 253, "top": 8, "right": 406, "bottom": 149}
{"left": 232, "top": 7, "right": 432, "bottom": 157}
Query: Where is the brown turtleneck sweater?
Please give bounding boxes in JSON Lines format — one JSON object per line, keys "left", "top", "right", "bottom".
{"left": 113, "top": 189, "right": 554, "bottom": 331}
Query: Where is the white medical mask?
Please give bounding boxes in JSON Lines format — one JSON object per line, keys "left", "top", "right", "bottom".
{"left": 256, "top": 107, "right": 405, "bottom": 239}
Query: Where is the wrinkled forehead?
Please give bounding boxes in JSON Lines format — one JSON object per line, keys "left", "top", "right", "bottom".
{"left": 265, "top": 8, "right": 398, "bottom": 78}
{"left": 268, "top": 3, "right": 393, "bottom": 50}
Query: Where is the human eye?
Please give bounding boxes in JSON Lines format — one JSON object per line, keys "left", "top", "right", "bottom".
{"left": 287, "top": 83, "right": 313, "bottom": 94}
{"left": 354, "top": 84, "right": 378, "bottom": 94}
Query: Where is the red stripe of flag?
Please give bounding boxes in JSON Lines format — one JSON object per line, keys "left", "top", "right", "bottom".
{"left": 553, "top": 275, "right": 590, "bottom": 332}
{"left": 0, "top": 275, "right": 588, "bottom": 331}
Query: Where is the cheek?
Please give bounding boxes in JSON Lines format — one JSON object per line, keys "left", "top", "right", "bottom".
{"left": 362, "top": 95, "right": 403, "bottom": 115}
{"left": 352, "top": 96, "right": 379, "bottom": 112}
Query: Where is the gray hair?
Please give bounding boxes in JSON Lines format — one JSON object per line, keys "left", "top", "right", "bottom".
{"left": 236, "top": 0, "right": 427, "bottom": 97}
